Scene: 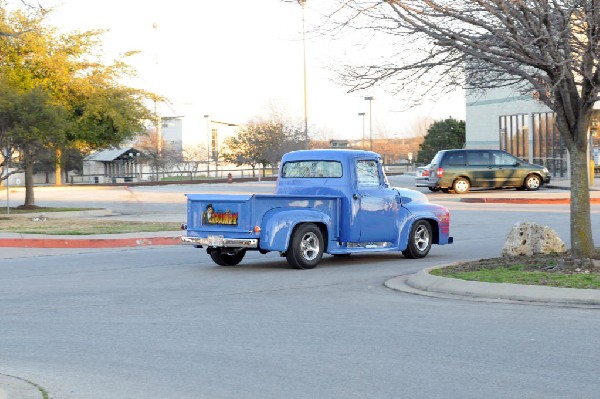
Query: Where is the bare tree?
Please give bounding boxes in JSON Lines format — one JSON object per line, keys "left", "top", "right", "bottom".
{"left": 327, "top": 0, "right": 598, "bottom": 260}
{"left": 408, "top": 116, "right": 435, "bottom": 139}
{"left": 135, "top": 128, "right": 179, "bottom": 180}
{"left": 180, "top": 143, "right": 208, "bottom": 175}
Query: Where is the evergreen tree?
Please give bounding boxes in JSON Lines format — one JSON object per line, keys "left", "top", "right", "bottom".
{"left": 416, "top": 118, "right": 465, "bottom": 164}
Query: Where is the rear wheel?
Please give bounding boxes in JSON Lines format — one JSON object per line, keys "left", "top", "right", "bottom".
{"left": 285, "top": 223, "right": 324, "bottom": 269}
{"left": 402, "top": 220, "right": 432, "bottom": 259}
{"left": 523, "top": 174, "right": 541, "bottom": 191}
{"left": 428, "top": 187, "right": 441, "bottom": 192}
{"left": 210, "top": 248, "right": 246, "bottom": 266}
{"left": 452, "top": 177, "right": 470, "bottom": 194}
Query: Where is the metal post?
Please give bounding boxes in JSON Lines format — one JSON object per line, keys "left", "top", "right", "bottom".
{"left": 364, "top": 96, "right": 374, "bottom": 151}
{"left": 300, "top": 0, "right": 308, "bottom": 149}
{"left": 204, "top": 114, "right": 211, "bottom": 177}
{"left": 358, "top": 112, "right": 366, "bottom": 149}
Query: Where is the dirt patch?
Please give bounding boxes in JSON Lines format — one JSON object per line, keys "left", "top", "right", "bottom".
{"left": 445, "top": 249, "right": 600, "bottom": 276}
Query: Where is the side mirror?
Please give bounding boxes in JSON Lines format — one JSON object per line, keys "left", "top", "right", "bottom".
{"left": 513, "top": 161, "right": 520, "bottom": 166}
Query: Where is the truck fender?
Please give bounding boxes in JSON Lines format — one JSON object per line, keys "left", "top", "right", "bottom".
{"left": 259, "top": 208, "right": 332, "bottom": 252}
{"left": 397, "top": 216, "right": 440, "bottom": 250}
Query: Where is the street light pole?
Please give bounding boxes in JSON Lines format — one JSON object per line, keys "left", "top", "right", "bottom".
{"left": 299, "top": 0, "right": 308, "bottom": 149}
{"left": 364, "top": 96, "right": 374, "bottom": 151}
{"left": 358, "top": 112, "right": 366, "bottom": 149}
{"left": 203, "top": 114, "right": 211, "bottom": 177}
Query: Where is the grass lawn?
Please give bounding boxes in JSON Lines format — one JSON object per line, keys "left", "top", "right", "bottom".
{"left": 0, "top": 207, "right": 180, "bottom": 235}
{"left": 431, "top": 251, "right": 600, "bottom": 289}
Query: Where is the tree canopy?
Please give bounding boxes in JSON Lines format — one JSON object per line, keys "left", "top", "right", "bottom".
{"left": 0, "top": 1, "right": 154, "bottom": 206}
{"left": 222, "top": 114, "right": 306, "bottom": 175}
{"left": 416, "top": 118, "right": 465, "bottom": 164}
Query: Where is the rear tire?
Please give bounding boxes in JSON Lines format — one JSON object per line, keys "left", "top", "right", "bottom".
{"left": 210, "top": 248, "right": 246, "bottom": 266}
{"left": 402, "top": 220, "right": 432, "bottom": 259}
{"left": 285, "top": 223, "right": 324, "bottom": 269}
{"left": 428, "top": 187, "right": 441, "bottom": 192}
{"left": 452, "top": 177, "right": 470, "bottom": 194}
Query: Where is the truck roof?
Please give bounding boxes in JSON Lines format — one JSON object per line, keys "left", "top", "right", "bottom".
{"left": 281, "top": 149, "right": 381, "bottom": 162}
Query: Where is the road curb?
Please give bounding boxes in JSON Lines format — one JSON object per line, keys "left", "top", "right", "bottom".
{"left": 460, "top": 197, "right": 600, "bottom": 204}
{"left": 0, "top": 236, "right": 181, "bottom": 248}
{"left": 387, "top": 265, "right": 600, "bottom": 306}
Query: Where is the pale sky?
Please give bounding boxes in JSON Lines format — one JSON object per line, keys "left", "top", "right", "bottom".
{"left": 38, "top": 0, "right": 465, "bottom": 144}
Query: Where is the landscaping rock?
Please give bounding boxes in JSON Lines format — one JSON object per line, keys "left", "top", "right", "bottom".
{"left": 502, "top": 222, "right": 566, "bottom": 257}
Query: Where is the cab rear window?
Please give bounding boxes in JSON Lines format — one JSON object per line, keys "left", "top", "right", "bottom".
{"left": 281, "top": 160, "right": 343, "bottom": 178}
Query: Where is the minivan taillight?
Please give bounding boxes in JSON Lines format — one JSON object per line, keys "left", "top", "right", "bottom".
{"left": 436, "top": 167, "right": 444, "bottom": 178}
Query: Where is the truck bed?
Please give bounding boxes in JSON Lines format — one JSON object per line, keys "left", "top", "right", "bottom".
{"left": 185, "top": 193, "right": 342, "bottom": 241}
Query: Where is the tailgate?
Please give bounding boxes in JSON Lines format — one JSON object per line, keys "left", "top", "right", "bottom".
{"left": 185, "top": 194, "right": 253, "bottom": 237}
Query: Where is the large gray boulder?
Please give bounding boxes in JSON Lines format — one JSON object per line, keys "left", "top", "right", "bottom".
{"left": 502, "top": 222, "right": 566, "bottom": 257}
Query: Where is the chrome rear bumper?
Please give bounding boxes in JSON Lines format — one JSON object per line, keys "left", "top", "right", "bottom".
{"left": 181, "top": 236, "right": 258, "bottom": 248}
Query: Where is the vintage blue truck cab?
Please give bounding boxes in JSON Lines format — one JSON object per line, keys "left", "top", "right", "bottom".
{"left": 182, "top": 149, "right": 452, "bottom": 269}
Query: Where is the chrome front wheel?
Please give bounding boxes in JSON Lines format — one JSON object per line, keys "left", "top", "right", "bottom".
{"left": 402, "top": 220, "right": 432, "bottom": 259}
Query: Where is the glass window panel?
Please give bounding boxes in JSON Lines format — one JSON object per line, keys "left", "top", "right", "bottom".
{"left": 356, "top": 159, "right": 380, "bottom": 186}
{"left": 282, "top": 160, "right": 343, "bottom": 178}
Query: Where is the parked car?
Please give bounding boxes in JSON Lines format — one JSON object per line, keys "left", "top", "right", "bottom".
{"left": 415, "top": 149, "right": 551, "bottom": 194}
{"left": 415, "top": 164, "right": 441, "bottom": 192}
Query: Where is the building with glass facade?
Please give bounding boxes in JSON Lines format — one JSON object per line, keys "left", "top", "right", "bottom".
{"left": 466, "top": 86, "right": 600, "bottom": 178}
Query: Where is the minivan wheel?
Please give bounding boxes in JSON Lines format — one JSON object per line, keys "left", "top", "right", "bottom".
{"left": 523, "top": 174, "right": 541, "bottom": 191}
{"left": 452, "top": 178, "right": 470, "bottom": 194}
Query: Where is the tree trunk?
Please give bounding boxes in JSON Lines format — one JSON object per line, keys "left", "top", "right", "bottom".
{"left": 55, "top": 147, "right": 62, "bottom": 186}
{"left": 569, "top": 144, "right": 595, "bottom": 258}
{"left": 23, "top": 160, "right": 35, "bottom": 207}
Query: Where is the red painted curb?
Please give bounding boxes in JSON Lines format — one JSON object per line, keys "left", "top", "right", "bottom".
{"left": 0, "top": 236, "right": 182, "bottom": 248}
{"left": 460, "top": 198, "right": 600, "bottom": 204}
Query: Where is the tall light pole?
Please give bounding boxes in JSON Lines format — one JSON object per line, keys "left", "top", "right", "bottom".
{"left": 364, "top": 96, "right": 374, "bottom": 151}
{"left": 299, "top": 0, "right": 308, "bottom": 149}
{"left": 358, "top": 112, "right": 366, "bottom": 149}
{"left": 210, "top": 120, "right": 239, "bottom": 175}
{"left": 204, "top": 114, "right": 211, "bottom": 176}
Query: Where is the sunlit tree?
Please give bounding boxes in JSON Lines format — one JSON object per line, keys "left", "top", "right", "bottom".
{"left": 0, "top": 1, "right": 154, "bottom": 205}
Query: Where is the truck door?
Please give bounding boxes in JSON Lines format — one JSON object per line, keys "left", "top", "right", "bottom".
{"left": 353, "top": 159, "right": 399, "bottom": 242}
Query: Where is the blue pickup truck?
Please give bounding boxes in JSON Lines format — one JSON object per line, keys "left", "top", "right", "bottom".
{"left": 182, "top": 149, "right": 453, "bottom": 269}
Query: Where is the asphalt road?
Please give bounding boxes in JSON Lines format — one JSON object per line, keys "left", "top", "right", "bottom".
{"left": 1, "top": 177, "right": 600, "bottom": 398}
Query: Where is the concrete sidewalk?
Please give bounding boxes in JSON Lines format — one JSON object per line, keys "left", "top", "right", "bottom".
{"left": 0, "top": 374, "right": 44, "bottom": 399}
{"left": 386, "top": 265, "right": 600, "bottom": 307}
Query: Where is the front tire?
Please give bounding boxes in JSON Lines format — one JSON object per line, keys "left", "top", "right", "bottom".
{"left": 402, "top": 220, "right": 432, "bottom": 259}
{"left": 210, "top": 248, "right": 246, "bottom": 266}
{"left": 452, "top": 177, "right": 470, "bottom": 194}
{"left": 523, "top": 174, "right": 541, "bottom": 191}
{"left": 286, "top": 223, "right": 324, "bottom": 269}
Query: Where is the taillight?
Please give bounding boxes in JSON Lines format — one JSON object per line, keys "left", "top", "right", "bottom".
{"left": 422, "top": 169, "right": 430, "bottom": 177}
{"left": 436, "top": 167, "right": 444, "bottom": 178}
